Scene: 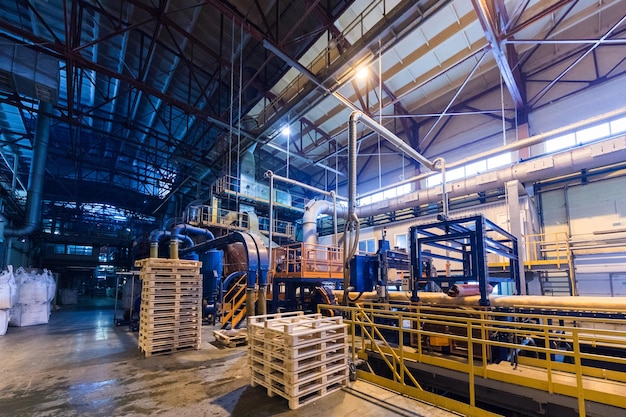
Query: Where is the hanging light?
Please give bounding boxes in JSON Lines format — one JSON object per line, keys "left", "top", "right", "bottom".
{"left": 281, "top": 125, "right": 291, "bottom": 136}
{"left": 356, "top": 66, "right": 369, "bottom": 80}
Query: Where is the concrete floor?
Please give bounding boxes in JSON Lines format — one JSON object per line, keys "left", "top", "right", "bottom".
{"left": 0, "top": 298, "right": 459, "bottom": 417}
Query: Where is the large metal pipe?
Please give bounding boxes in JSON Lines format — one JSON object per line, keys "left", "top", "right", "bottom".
{"left": 5, "top": 101, "right": 53, "bottom": 237}
{"left": 356, "top": 134, "right": 626, "bottom": 218}
{"left": 264, "top": 170, "right": 347, "bottom": 200}
{"left": 334, "top": 290, "right": 626, "bottom": 310}
{"left": 302, "top": 200, "right": 346, "bottom": 245}
{"left": 148, "top": 230, "right": 194, "bottom": 258}
{"left": 170, "top": 224, "right": 215, "bottom": 259}
{"left": 348, "top": 111, "right": 437, "bottom": 213}
{"left": 357, "top": 105, "right": 626, "bottom": 200}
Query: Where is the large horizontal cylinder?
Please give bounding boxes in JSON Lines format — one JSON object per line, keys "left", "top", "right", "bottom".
{"left": 333, "top": 290, "right": 626, "bottom": 310}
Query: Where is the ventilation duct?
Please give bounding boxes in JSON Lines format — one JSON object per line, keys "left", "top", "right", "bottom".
{"left": 356, "top": 135, "right": 626, "bottom": 219}
{"left": 4, "top": 101, "right": 54, "bottom": 238}
{"left": 0, "top": 42, "right": 59, "bottom": 103}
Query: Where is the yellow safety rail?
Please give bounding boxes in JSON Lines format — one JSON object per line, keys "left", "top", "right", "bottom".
{"left": 322, "top": 302, "right": 626, "bottom": 417}
{"left": 490, "top": 231, "right": 571, "bottom": 270}
{"left": 272, "top": 243, "right": 343, "bottom": 279}
{"left": 221, "top": 273, "right": 248, "bottom": 329}
{"left": 524, "top": 232, "right": 571, "bottom": 269}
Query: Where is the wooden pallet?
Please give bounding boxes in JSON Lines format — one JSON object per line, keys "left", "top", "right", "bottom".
{"left": 136, "top": 257, "right": 202, "bottom": 356}
{"left": 139, "top": 342, "right": 199, "bottom": 357}
{"left": 249, "top": 315, "right": 346, "bottom": 347}
{"left": 251, "top": 367, "right": 347, "bottom": 409}
{"left": 250, "top": 353, "right": 347, "bottom": 384}
{"left": 213, "top": 329, "right": 248, "bottom": 347}
{"left": 247, "top": 312, "right": 349, "bottom": 409}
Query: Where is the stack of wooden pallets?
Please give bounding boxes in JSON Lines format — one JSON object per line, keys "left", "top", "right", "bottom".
{"left": 135, "top": 258, "right": 202, "bottom": 356}
{"left": 248, "top": 312, "right": 349, "bottom": 409}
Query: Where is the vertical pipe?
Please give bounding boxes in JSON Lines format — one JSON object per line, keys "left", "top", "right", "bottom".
{"left": 332, "top": 191, "right": 338, "bottom": 247}
{"left": 265, "top": 171, "right": 274, "bottom": 274}
{"left": 5, "top": 101, "right": 53, "bottom": 237}
{"left": 150, "top": 242, "right": 159, "bottom": 258}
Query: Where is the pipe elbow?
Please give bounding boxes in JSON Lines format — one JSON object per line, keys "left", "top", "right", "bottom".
{"left": 349, "top": 111, "right": 363, "bottom": 123}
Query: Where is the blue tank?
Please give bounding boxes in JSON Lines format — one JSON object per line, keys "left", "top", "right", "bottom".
{"left": 200, "top": 249, "right": 223, "bottom": 305}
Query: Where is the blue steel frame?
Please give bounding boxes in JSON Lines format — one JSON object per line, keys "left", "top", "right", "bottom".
{"left": 410, "top": 215, "right": 520, "bottom": 306}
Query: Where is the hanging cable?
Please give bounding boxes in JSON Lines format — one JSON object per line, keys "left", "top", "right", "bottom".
{"left": 236, "top": 23, "right": 243, "bottom": 213}
{"left": 500, "top": 72, "right": 506, "bottom": 146}
{"left": 228, "top": 16, "right": 235, "bottom": 180}
{"left": 378, "top": 38, "right": 382, "bottom": 189}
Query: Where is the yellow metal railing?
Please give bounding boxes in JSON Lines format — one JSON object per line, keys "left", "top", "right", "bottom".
{"left": 524, "top": 232, "right": 571, "bottom": 269}
{"left": 322, "top": 302, "right": 626, "bottom": 417}
{"left": 489, "top": 231, "right": 571, "bottom": 270}
{"left": 221, "top": 273, "right": 247, "bottom": 329}
{"left": 272, "top": 243, "right": 343, "bottom": 279}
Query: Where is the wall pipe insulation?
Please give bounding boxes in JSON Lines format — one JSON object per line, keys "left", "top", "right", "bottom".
{"left": 5, "top": 101, "right": 53, "bottom": 238}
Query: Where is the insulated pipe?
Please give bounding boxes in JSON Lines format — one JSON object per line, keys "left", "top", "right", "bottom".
{"left": 303, "top": 134, "right": 626, "bottom": 243}
{"left": 355, "top": 134, "right": 626, "bottom": 218}
{"left": 5, "top": 101, "right": 53, "bottom": 237}
{"left": 356, "top": 106, "right": 626, "bottom": 200}
{"left": 302, "top": 200, "right": 346, "bottom": 245}
{"left": 333, "top": 290, "right": 626, "bottom": 310}
{"left": 264, "top": 170, "right": 347, "bottom": 200}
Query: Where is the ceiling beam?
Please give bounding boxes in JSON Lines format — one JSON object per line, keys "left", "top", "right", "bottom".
{"left": 471, "top": 0, "right": 525, "bottom": 108}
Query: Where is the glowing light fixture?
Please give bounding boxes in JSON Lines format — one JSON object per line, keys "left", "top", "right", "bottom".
{"left": 356, "top": 66, "right": 369, "bottom": 80}
{"left": 281, "top": 125, "right": 291, "bottom": 136}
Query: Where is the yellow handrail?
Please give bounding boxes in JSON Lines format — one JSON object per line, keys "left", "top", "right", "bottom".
{"left": 321, "top": 302, "right": 626, "bottom": 416}
{"left": 221, "top": 273, "right": 247, "bottom": 328}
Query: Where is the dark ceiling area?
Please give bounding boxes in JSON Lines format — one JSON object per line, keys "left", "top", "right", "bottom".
{"left": 0, "top": 0, "right": 355, "bottom": 225}
{"left": 0, "top": 0, "right": 625, "bottom": 243}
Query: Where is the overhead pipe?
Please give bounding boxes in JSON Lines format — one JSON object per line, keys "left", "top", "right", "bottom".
{"left": 170, "top": 224, "right": 215, "bottom": 260}
{"left": 5, "top": 101, "right": 53, "bottom": 238}
{"left": 302, "top": 199, "right": 347, "bottom": 245}
{"left": 148, "top": 230, "right": 194, "bottom": 258}
{"left": 355, "top": 134, "right": 626, "bottom": 219}
{"left": 303, "top": 127, "right": 626, "bottom": 247}
{"left": 264, "top": 170, "right": 347, "bottom": 200}
{"left": 357, "top": 105, "right": 626, "bottom": 200}
{"left": 333, "top": 290, "right": 626, "bottom": 310}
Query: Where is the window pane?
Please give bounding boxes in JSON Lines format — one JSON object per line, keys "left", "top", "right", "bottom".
{"left": 576, "top": 124, "right": 610, "bottom": 143}
{"left": 545, "top": 134, "right": 575, "bottom": 153}
{"left": 610, "top": 117, "right": 626, "bottom": 134}
{"left": 367, "top": 239, "right": 376, "bottom": 253}
{"left": 487, "top": 153, "right": 512, "bottom": 169}
{"left": 383, "top": 188, "right": 396, "bottom": 199}
{"left": 446, "top": 167, "right": 465, "bottom": 181}
{"left": 465, "top": 160, "right": 486, "bottom": 176}
{"left": 358, "top": 241, "right": 366, "bottom": 252}
{"left": 395, "top": 234, "right": 407, "bottom": 250}
{"left": 427, "top": 173, "right": 442, "bottom": 188}
{"left": 398, "top": 183, "right": 411, "bottom": 195}
{"left": 371, "top": 192, "right": 383, "bottom": 203}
